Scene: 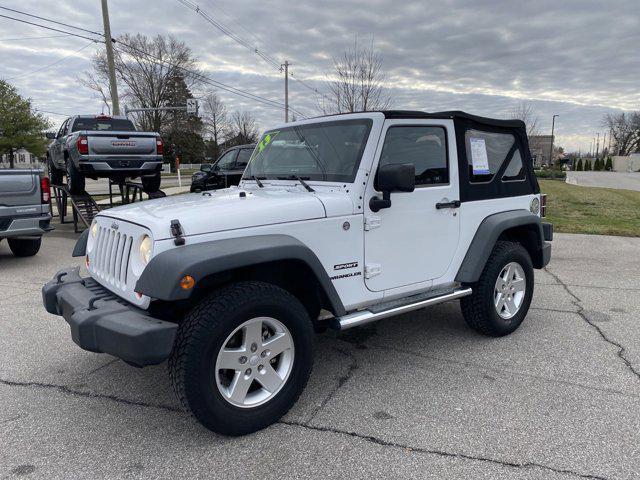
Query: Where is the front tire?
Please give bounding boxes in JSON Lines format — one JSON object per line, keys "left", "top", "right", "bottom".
{"left": 169, "top": 281, "right": 314, "bottom": 435}
{"left": 8, "top": 237, "right": 41, "bottom": 257}
{"left": 48, "top": 157, "right": 63, "bottom": 186}
{"left": 461, "top": 241, "right": 534, "bottom": 337}
{"left": 66, "top": 158, "right": 85, "bottom": 195}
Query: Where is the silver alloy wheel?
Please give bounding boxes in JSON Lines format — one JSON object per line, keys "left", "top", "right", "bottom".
{"left": 494, "top": 262, "right": 526, "bottom": 320}
{"left": 215, "top": 316, "right": 295, "bottom": 408}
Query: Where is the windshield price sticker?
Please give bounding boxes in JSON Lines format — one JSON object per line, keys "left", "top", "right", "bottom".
{"left": 470, "top": 137, "right": 490, "bottom": 175}
{"left": 253, "top": 131, "right": 279, "bottom": 158}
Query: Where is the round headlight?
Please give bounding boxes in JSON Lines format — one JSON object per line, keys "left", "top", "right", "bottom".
{"left": 139, "top": 235, "right": 153, "bottom": 264}
{"left": 90, "top": 221, "right": 98, "bottom": 238}
{"left": 530, "top": 197, "right": 540, "bottom": 215}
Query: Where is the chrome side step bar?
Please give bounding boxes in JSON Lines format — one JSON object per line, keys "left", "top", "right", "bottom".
{"left": 332, "top": 287, "right": 473, "bottom": 331}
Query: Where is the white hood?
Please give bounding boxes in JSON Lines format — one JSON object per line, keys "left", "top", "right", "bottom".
{"left": 99, "top": 186, "right": 348, "bottom": 240}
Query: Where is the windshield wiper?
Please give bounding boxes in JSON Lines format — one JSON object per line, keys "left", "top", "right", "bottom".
{"left": 277, "top": 175, "right": 315, "bottom": 192}
{"left": 242, "top": 175, "right": 266, "bottom": 187}
{"left": 251, "top": 175, "right": 264, "bottom": 188}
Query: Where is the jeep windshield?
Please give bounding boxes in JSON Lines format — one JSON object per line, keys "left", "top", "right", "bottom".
{"left": 243, "top": 118, "right": 372, "bottom": 183}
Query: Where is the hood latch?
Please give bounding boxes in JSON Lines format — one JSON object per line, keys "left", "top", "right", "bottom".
{"left": 170, "top": 219, "right": 185, "bottom": 246}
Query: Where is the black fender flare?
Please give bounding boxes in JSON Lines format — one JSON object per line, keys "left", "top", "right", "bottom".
{"left": 455, "top": 210, "right": 546, "bottom": 283}
{"left": 135, "top": 234, "right": 347, "bottom": 316}
{"left": 72, "top": 229, "right": 89, "bottom": 257}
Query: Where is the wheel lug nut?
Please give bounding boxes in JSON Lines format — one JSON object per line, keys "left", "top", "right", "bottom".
{"left": 261, "top": 349, "right": 270, "bottom": 357}
{"left": 258, "top": 365, "right": 263, "bottom": 372}
{"left": 245, "top": 368, "right": 252, "bottom": 376}
{"left": 239, "top": 356, "right": 247, "bottom": 364}
{"left": 251, "top": 343, "right": 257, "bottom": 353}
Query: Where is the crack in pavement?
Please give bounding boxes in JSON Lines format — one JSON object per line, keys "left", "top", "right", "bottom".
{"left": 0, "top": 377, "right": 183, "bottom": 413}
{"left": 279, "top": 420, "right": 609, "bottom": 480}
{"left": 367, "top": 342, "right": 640, "bottom": 400}
{"left": 304, "top": 346, "right": 358, "bottom": 423}
{"left": 87, "top": 358, "right": 119, "bottom": 375}
{"left": 539, "top": 282, "right": 640, "bottom": 292}
{"left": 544, "top": 267, "right": 640, "bottom": 382}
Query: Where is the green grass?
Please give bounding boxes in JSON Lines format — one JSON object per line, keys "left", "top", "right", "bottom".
{"left": 539, "top": 179, "right": 640, "bottom": 237}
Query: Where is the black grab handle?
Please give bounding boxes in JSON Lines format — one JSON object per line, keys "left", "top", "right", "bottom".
{"left": 435, "top": 200, "right": 461, "bottom": 209}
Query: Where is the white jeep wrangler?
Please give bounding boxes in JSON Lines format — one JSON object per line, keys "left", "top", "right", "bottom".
{"left": 43, "top": 111, "right": 552, "bottom": 435}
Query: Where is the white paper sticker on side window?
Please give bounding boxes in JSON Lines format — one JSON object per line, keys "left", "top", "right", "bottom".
{"left": 470, "top": 137, "right": 490, "bottom": 175}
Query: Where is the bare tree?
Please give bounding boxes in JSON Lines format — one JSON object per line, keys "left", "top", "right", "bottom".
{"left": 80, "top": 33, "right": 201, "bottom": 131}
{"left": 201, "top": 91, "right": 230, "bottom": 158}
{"left": 229, "top": 110, "right": 259, "bottom": 146}
{"left": 510, "top": 102, "right": 540, "bottom": 137}
{"left": 321, "top": 39, "right": 391, "bottom": 114}
{"left": 602, "top": 112, "right": 640, "bottom": 156}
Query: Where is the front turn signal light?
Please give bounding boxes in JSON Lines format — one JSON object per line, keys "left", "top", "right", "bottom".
{"left": 180, "top": 275, "right": 195, "bottom": 290}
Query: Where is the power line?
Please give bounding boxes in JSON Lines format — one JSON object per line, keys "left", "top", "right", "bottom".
{"left": 35, "top": 108, "right": 70, "bottom": 117}
{"left": 5, "top": 41, "right": 96, "bottom": 81}
{"left": 0, "top": 13, "right": 103, "bottom": 43}
{"left": 112, "top": 39, "right": 309, "bottom": 118}
{"left": 1, "top": 6, "right": 311, "bottom": 118}
{"left": 0, "top": 5, "right": 102, "bottom": 36}
{"left": 0, "top": 34, "right": 72, "bottom": 42}
{"left": 176, "top": 0, "right": 281, "bottom": 70}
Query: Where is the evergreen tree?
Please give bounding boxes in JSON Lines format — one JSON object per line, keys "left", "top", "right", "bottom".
{"left": 0, "top": 80, "right": 50, "bottom": 168}
{"left": 605, "top": 156, "right": 613, "bottom": 171}
{"left": 584, "top": 159, "right": 591, "bottom": 171}
{"left": 576, "top": 159, "right": 583, "bottom": 171}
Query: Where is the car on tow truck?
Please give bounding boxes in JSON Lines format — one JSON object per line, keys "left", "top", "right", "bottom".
{"left": 46, "top": 114, "right": 164, "bottom": 195}
{"left": 43, "top": 110, "right": 552, "bottom": 436}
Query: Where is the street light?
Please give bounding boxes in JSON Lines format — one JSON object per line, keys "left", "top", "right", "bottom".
{"left": 549, "top": 114, "right": 559, "bottom": 167}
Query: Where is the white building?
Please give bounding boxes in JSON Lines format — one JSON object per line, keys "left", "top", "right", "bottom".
{"left": 0, "top": 148, "right": 44, "bottom": 169}
{"left": 612, "top": 154, "right": 640, "bottom": 172}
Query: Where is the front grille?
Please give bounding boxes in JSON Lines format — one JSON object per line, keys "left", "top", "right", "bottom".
{"left": 92, "top": 225, "right": 134, "bottom": 290}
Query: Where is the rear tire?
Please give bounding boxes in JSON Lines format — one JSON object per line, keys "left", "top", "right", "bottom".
{"left": 66, "top": 158, "right": 85, "bottom": 195}
{"left": 8, "top": 237, "right": 41, "bottom": 257}
{"left": 461, "top": 241, "right": 534, "bottom": 337}
{"left": 141, "top": 172, "right": 161, "bottom": 193}
{"left": 169, "top": 281, "right": 314, "bottom": 436}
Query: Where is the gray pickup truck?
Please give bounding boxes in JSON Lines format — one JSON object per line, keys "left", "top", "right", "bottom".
{"left": 46, "top": 115, "right": 164, "bottom": 195}
{"left": 0, "top": 169, "right": 52, "bottom": 257}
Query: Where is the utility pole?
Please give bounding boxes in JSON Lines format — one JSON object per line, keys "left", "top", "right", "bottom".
{"left": 101, "top": 0, "right": 120, "bottom": 115}
{"left": 282, "top": 60, "right": 289, "bottom": 123}
{"left": 549, "top": 114, "right": 558, "bottom": 166}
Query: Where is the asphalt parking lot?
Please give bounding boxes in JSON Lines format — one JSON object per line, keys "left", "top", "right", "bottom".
{"left": 1, "top": 229, "right": 639, "bottom": 480}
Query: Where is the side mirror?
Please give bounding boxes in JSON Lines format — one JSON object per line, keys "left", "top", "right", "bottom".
{"left": 45, "top": 132, "right": 56, "bottom": 140}
{"left": 370, "top": 163, "right": 415, "bottom": 212}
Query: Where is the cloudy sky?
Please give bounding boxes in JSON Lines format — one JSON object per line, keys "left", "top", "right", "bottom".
{"left": 1, "top": 0, "right": 638, "bottom": 151}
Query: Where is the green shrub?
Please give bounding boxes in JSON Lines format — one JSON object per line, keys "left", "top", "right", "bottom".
{"left": 605, "top": 157, "right": 613, "bottom": 171}
{"left": 576, "top": 159, "right": 583, "bottom": 171}
{"left": 535, "top": 169, "right": 566, "bottom": 180}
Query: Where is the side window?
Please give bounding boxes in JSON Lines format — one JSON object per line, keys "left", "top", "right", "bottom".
{"left": 235, "top": 149, "right": 252, "bottom": 169}
{"left": 57, "top": 119, "right": 69, "bottom": 138}
{"left": 378, "top": 126, "right": 448, "bottom": 186}
{"left": 216, "top": 150, "right": 237, "bottom": 171}
{"left": 465, "top": 130, "right": 524, "bottom": 183}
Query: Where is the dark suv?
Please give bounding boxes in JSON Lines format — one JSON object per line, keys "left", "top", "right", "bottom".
{"left": 190, "top": 144, "right": 256, "bottom": 193}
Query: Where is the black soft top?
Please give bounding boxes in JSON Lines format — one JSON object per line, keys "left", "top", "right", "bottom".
{"left": 382, "top": 110, "right": 525, "bottom": 129}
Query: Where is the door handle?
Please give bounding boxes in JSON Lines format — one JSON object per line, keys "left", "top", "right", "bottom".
{"left": 435, "top": 200, "right": 461, "bottom": 209}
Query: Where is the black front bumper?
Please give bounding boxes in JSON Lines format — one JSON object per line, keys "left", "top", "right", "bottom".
{"left": 42, "top": 267, "right": 177, "bottom": 367}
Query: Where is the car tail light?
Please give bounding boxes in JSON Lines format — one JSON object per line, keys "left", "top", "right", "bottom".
{"left": 156, "top": 137, "right": 164, "bottom": 155}
{"left": 540, "top": 194, "right": 547, "bottom": 218}
{"left": 41, "top": 176, "right": 51, "bottom": 204}
{"left": 77, "top": 135, "right": 89, "bottom": 155}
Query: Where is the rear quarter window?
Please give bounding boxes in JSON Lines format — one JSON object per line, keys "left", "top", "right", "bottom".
{"left": 465, "top": 130, "right": 525, "bottom": 183}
